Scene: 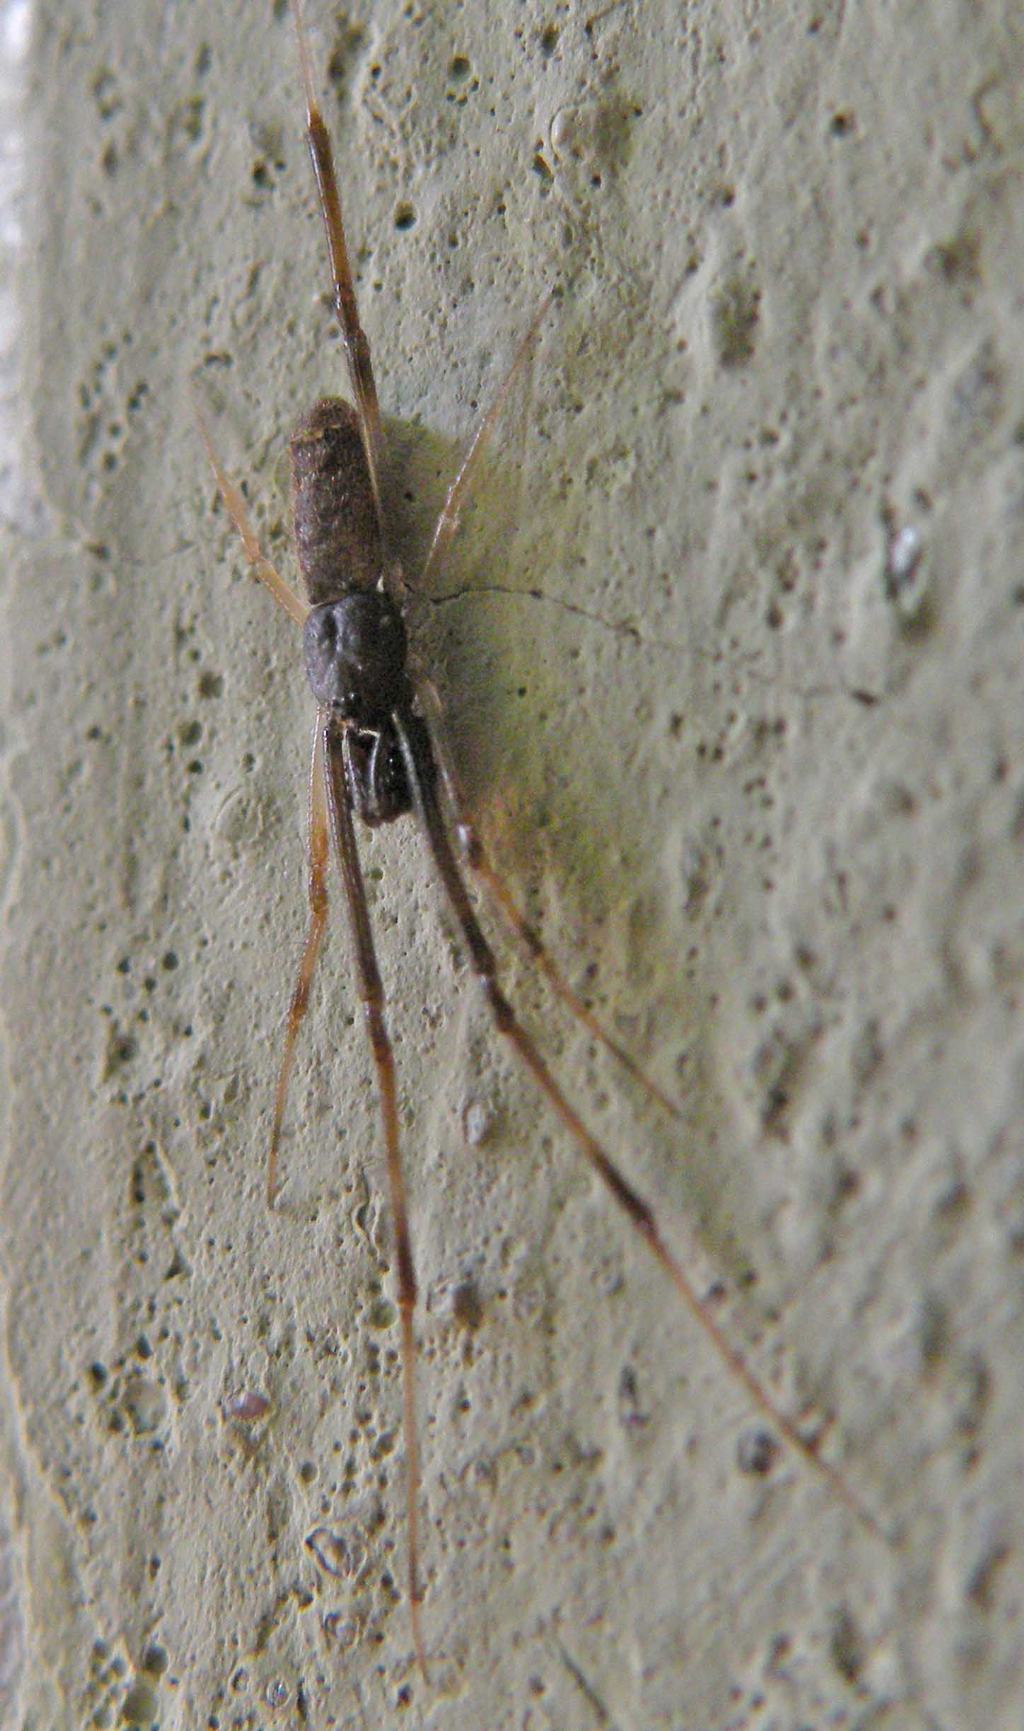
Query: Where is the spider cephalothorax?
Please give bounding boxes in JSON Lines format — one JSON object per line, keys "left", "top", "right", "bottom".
{"left": 302, "top": 591, "right": 409, "bottom": 723}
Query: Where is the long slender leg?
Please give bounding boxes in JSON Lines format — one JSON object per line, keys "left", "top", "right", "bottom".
{"left": 196, "top": 400, "right": 309, "bottom": 627}
{"left": 411, "top": 671, "right": 682, "bottom": 1118}
{"left": 322, "top": 723, "right": 429, "bottom": 1677}
{"left": 394, "top": 706, "right": 891, "bottom": 1547}
{"left": 418, "top": 294, "right": 554, "bottom": 593}
{"left": 267, "top": 719, "right": 331, "bottom": 1207}
{"left": 291, "top": 0, "right": 386, "bottom": 517}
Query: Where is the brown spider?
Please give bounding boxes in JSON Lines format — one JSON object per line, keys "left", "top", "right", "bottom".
{"left": 198, "top": 0, "right": 888, "bottom": 1679}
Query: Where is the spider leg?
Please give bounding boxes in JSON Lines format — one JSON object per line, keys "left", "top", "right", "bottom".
{"left": 395, "top": 705, "right": 891, "bottom": 1549}
{"left": 196, "top": 400, "right": 309, "bottom": 627}
{"left": 267, "top": 718, "right": 331, "bottom": 1207}
{"left": 291, "top": 0, "right": 386, "bottom": 519}
{"left": 418, "top": 294, "right": 554, "bottom": 594}
{"left": 411, "top": 670, "right": 682, "bottom": 1118}
{"left": 323, "top": 722, "right": 429, "bottom": 1678}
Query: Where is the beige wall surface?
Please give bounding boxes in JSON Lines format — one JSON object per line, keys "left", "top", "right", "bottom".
{"left": 2, "top": 0, "right": 1023, "bottom": 1725}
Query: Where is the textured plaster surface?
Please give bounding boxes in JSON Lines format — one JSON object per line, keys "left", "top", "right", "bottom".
{"left": 2, "top": 0, "right": 1024, "bottom": 1725}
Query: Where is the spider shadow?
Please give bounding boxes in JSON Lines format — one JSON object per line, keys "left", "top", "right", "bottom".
{"left": 380, "top": 409, "right": 656, "bottom": 888}
{"left": 376, "top": 414, "right": 752, "bottom": 1275}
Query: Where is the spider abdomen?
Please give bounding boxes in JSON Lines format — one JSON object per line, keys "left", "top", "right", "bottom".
{"left": 290, "top": 397, "right": 382, "bottom": 604}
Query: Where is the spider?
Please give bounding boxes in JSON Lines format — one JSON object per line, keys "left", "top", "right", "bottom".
{"left": 198, "top": 0, "right": 888, "bottom": 1680}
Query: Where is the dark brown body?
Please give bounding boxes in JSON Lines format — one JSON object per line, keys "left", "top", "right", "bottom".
{"left": 290, "top": 398, "right": 382, "bottom": 603}
{"left": 292, "top": 393, "right": 413, "bottom": 827}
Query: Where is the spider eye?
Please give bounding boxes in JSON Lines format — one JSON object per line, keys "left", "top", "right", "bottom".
{"left": 303, "top": 602, "right": 347, "bottom": 706}
{"left": 302, "top": 595, "right": 408, "bottom": 718}
{"left": 316, "top": 609, "right": 338, "bottom": 645}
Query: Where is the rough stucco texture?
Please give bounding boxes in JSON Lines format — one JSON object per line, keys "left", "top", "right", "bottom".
{"left": 2, "top": 0, "right": 1024, "bottom": 1726}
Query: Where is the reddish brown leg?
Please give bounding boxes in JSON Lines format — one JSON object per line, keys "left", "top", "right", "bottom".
{"left": 412, "top": 671, "right": 682, "bottom": 1118}
{"left": 395, "top": 706, "right": 891, "bottom": 1549}
{"left": 322, "top": 722, "right": 429, "bottom": 1677}
{"left": 419, "top": 294, "right": 554, "bottom": 593}
{"left": 291, "top": 0, "right": 386, "bottom": 516}
{"left": 196, "top": 401, "right": 309, "bottom": 627}
{"left": 267, "top": 720, "right": 330, "bottom": 1207}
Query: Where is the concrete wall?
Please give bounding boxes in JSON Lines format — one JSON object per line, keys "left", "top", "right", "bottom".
{"left": 2, "top": 0, "right": 1023, "bottom": 1724}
